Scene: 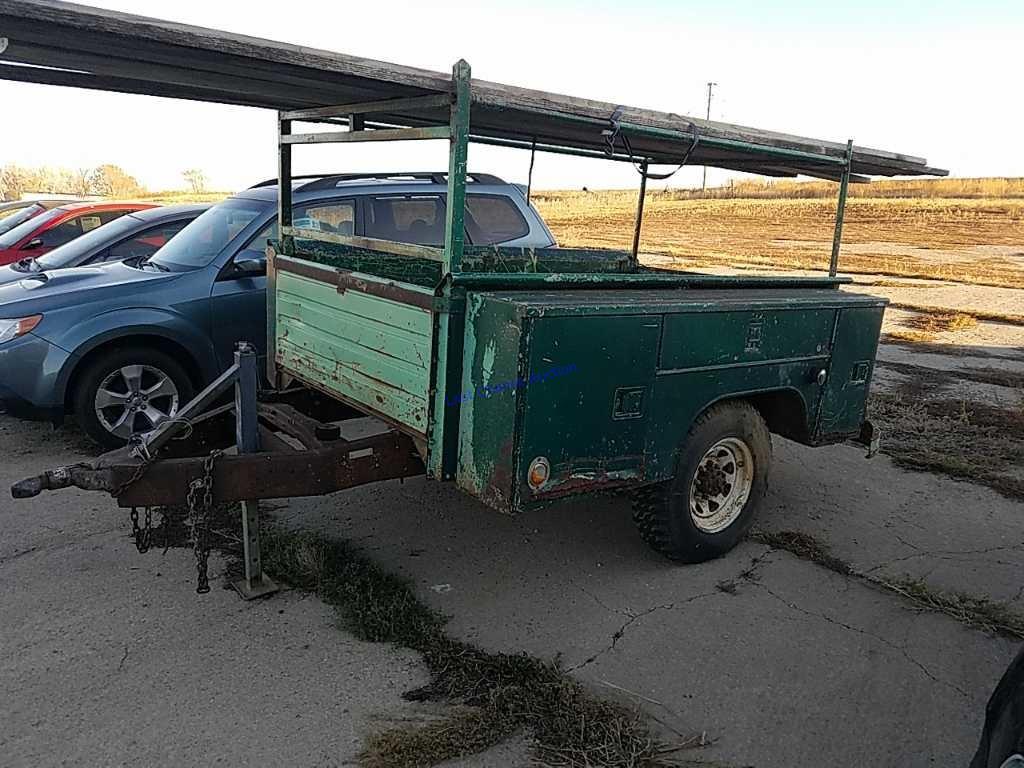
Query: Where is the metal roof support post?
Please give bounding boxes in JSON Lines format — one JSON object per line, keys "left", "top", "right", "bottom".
{"left": 631, "top": 161, "right": 649, "bottom": 270}
{"left": 829, "top": 139, "right": 854, "bottom": 276}
{"left": 526, "top": 138, "right": 537, "bottom": 205}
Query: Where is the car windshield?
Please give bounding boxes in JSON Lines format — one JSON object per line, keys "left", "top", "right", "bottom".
{"left": 0, "top": 203, "right": 44, "bottom": 236}
{"left": 0, "top": 207, "right": 62, "bottom": 248}
{"left": 150, "top": 199, "right": 266, "bottom": 270}
{"left": 33, "top": 214, "right": 142, "bottom": 270}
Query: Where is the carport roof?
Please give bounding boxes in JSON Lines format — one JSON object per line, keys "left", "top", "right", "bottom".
{"left": 0, "top": 0, "right": 947, "bottom": 180}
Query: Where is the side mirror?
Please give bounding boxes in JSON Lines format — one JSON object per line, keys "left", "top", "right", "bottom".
{"left": 21, "top": 238, "right": 43, "bottom": 251}
{"left": 233, "top": 255, "right": 266, "bottom": 277}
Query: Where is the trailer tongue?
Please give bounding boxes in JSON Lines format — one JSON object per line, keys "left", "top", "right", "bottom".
{"left": 3, "top": 0, "right": 944, "bottom": 596}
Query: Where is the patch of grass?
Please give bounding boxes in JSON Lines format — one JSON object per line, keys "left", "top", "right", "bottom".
{"left": 748, "top": 530, "right": 854, "bottom": 576}
{"left": 257, "top": 526, "right": 690, "bottom": 768}
{"left": 877, "top": 578, "right": 1024, "bottom": 641}
{"left": 904, "top": 311, "right": 978, "bottom": 335}
{"left": 889, "top": 302, "right": 1024, "bottom": 328}
{"left": 868, "top": 392, "right": 1024, "bottom": 501}
{"left": 867, "top": 279, "right": 933, "bottom": 288}
{"left": 883, "top": 330, "right": 938, "bottom": 345}
{"left": 751, "top": 530, "right": 1024, "bottom": 641}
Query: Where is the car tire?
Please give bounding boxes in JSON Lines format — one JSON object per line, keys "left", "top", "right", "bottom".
{"left": 73, "top": 347, "right": 194, "bottom": 449}
{"left": 632, "top": 401, "right": 772, "bottom": 563}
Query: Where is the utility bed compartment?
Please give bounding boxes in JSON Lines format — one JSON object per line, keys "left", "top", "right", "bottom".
{"left": 455, "top": 288, "right": 886, "bottom": 513}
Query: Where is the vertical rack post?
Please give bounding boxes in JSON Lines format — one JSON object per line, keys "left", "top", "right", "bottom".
{"left": 443, "top": 59, "right": 472, "bottom": 275}
{"left": 631, "top": 161, "right": 649, "bottom": 270}
{"left": 428, "top": 60, "right": 472, "bottom": 481}
{"left": 267, "top": 113, "right": 292, "bottom": 386}
{"left": 277, "top": 114, "right": 293, "bottom": 255}
{"left": 232, "top": 342, "right": 278, "bottom": 600}
{"left": 829, "top": 138, "right": 853, "bottom": 277}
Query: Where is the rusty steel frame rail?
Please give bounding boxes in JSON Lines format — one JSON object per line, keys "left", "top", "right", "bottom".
{"left": 11, "top": 425, "right": 423, "bottom": 508}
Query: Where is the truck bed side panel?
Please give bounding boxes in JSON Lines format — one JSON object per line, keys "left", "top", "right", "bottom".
{"left": 275, "top": 269, "right": 433, "bottom": 436}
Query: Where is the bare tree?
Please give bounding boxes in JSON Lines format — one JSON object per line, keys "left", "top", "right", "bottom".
{"left": 0, "top": 164, "right": 30, "bottom": 201}
{"left": 88, "top": 164, "right": 145, "bottom": 198}
{"left": 182, "top": 168, "right": 207, "bottom": 195}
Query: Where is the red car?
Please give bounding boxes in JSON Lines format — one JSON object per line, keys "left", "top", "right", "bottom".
{"left": 0, "top": 201, "right": 158, "bottom": 266}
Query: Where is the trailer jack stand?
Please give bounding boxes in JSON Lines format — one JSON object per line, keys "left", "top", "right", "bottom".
{"left": 233, "top": 498, "right": 279, "bottom": 599}
{"left": 230, "top": 344, "right": 279, "bottom": 600}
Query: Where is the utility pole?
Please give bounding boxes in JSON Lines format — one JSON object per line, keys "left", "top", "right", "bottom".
{"left": 701, "top": 81, "right": 717, "bottom": 196}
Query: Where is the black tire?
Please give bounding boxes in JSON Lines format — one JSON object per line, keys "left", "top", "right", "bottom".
{"left": 633, "top": 401, "right": 772, "bottom": 563}
{"left": 72, "top": 346, "right": 195, "bottom": 449}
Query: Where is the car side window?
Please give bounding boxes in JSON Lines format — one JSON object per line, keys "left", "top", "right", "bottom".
{"left": 294, "top": 200, "right": 356, "bottom": 237}
{"left": 364, "top": 195, "right": 445, "bottom": 246}
{"left": 36, "top": 216, "right": 86, "bottom": 248}
{"left": 94, "top": 220, "right": 191, "bottom": 264}
{"left": 241, "top": 199, "right": 356, "bottom": 254}
{"left": 464, "top": 195, "right": 530, "bottom": 245}
{"left": 97, "top": 209, "right": 134, "bottom": 225}
{"left": 246, "top": 219, "right": 279, "bottom": 251}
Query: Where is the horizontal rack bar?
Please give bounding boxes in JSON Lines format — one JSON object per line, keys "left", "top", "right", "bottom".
{"left": 469, "top": 134, "right": 647, "bottom": 164}
{"left": 281, "top": 93, "right": 452, "bottom": 122}
{"left": 281, "top": 125, "right": 451, "bottom": 145}
{"left": 451, "top": 271, "right": 852, "bottom": 290}
{"left": 618, "top": 121, "right": 848, "bottom": 167}
{"left": 281, "top": 226, "right": 445, "bottom": 262}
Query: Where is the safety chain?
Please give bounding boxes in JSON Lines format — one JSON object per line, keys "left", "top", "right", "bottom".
{"left": 186, "top": 450, "right": 223, "bottom": 595}
{"left": 130, "top": 506, "right": 154, "bottom": 553}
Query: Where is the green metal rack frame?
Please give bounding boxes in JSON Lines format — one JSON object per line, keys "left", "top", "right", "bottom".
{"left": 269, "top": 58, "right": 863, "bottom": 479}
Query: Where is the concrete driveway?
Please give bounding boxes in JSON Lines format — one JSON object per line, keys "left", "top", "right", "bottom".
{"left": 1, "top": 410, "right": 1020, "bottom": 767}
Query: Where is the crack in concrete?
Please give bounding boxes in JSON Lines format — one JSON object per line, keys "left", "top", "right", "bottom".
{"left": 0, "top": 546, "right": 40, "bottom": 566}
{"left": 753, "top": 580, "right": 970, "bottom": 699}
{"left": 568, "top": 579, "right": 635, "bottom": 620}
{"left": 865, "top": 544, "right": 1024, "bottom": 574}
{"left": 567, "top": 592, "right": 717, "bottom": 673}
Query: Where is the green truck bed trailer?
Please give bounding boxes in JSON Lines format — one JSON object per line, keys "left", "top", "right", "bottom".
{"left": 271, "top": 249, "right": 884, "bottom": 519}
{"left": 1, "top": 0, "right": 945, "bottom": 595}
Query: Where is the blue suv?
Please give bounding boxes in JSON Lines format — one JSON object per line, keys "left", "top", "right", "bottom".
{"left": 0, "top": 172, "right": 556, "bottom": 447}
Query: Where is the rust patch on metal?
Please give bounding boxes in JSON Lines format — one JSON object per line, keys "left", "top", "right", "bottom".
{"left": 336, "top": 270, "right": 434, "bottom": 310}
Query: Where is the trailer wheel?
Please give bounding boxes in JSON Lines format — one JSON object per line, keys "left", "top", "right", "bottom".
{"left": 73, "top": 347, "right": 194, "bottom": 449}
{"left": 633, "top": 401, "right": 771, "bottom": 563}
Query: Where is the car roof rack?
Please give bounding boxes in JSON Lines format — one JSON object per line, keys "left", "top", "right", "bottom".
{"left": 247, "top": 172, "right": 505, "bottom": 190}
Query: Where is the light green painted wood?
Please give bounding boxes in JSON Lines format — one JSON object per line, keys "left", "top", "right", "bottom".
{"left": 276, "top": 270, "right": 433, "bottom": 435}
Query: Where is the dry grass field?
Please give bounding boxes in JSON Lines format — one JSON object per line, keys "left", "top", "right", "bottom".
{"left": 533, "top": 179, "right": 1024, "bottom": 288}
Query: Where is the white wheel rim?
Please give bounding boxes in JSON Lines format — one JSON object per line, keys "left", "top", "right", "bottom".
{"left": 688, "top": 437, "right": 755, "bottom": 534}
{"left": 94, "top": 364, "right": 180, "bottom": 440}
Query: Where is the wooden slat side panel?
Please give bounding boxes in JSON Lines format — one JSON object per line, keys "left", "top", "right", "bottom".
{"left": 275, "top": 271, "right": 432, "bottom": 434}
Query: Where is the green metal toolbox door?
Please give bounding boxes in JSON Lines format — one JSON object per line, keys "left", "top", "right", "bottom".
{"left": 816, "top": 305, "right": 885, "bottom": 439}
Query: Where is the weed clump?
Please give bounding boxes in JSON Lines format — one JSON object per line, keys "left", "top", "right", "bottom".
{"left": 905, "top": 310, "right": 978, "bottom": 334}
{"left": 259, "top": 528, "right": 685, "bottom": 768}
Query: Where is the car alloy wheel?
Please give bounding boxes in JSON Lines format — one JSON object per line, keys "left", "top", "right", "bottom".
{"left": 94, "top": 364, "right": 180, "bottom": 440}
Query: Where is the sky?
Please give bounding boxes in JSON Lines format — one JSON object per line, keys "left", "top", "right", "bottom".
{"left": 0, "top": 0, "right": 1021, "bottom": 193}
